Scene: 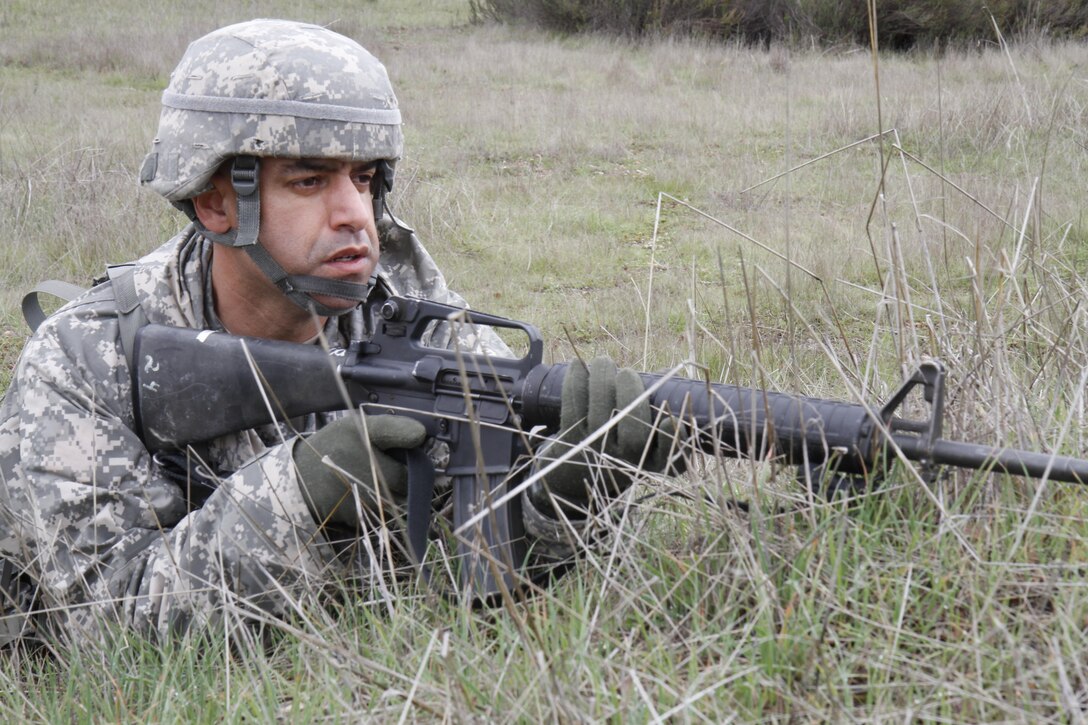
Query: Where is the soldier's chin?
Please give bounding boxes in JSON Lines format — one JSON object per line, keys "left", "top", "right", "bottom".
{"left": 308, "top": 293, "right": 359, "bottom": 315}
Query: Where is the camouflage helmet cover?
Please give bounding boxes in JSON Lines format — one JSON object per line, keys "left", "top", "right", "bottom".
{"left": 141, "top": 19, "right": 403, "bottom": 202}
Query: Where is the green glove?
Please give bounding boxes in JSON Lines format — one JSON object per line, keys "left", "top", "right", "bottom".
{"left": 293, "top": 413, "right": 428, "bottom": 528}
{"left": 529, "top": 357, "right": 678, "bottom": 518}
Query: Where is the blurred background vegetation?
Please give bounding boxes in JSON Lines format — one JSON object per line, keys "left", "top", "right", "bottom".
{"left": 471, "top": 0, "right": 1088, "bottom": 48}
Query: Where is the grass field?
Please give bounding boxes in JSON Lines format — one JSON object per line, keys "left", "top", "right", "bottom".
{"left": 3, "top": 1, "right": 1088, "bottom": 721}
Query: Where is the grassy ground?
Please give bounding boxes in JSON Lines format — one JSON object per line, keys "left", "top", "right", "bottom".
{"left": 3, "top": 1, "right": 1088, "bottom": 721}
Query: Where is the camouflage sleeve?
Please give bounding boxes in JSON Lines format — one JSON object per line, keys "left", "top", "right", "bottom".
{"left": 376, "top": 215, "right": 513, "bottom": 357}
{"left": 4, "top": 310, "right": 336, "bottom": 642}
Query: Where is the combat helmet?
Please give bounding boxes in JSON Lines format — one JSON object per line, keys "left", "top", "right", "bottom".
{"left": 140, "top": 19, "right": 403, "bottom": 315}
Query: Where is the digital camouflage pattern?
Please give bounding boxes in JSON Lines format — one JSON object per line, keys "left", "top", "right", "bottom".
{"left": 0, "top": 18, "right": 572, "bottom": 647}
{"left": 141, "top": 19, "right": 403, "bottom": 203}
{"left": 0, "top": 220, "right": 523, "bottom": 645}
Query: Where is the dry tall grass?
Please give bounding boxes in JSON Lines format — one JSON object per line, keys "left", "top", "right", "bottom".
{"left": 3, "top": 1, "right": 1088, "bottom": 721}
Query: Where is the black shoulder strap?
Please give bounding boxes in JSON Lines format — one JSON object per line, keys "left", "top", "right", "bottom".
{"left": 105, "top": 264, "right": 148, "bottom": 373}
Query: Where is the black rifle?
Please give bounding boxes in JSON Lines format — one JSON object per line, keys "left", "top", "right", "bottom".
{"left": 132, "top": 295, "right": 1088, "bottom": 598}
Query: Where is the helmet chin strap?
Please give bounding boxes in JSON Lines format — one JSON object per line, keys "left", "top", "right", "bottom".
{"left": 197, "top": 156, "right": 377, "bottom": 318}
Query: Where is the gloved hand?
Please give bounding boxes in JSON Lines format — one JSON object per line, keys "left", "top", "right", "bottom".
{"left": 529, "top": 357, "right": 679, "bottom": 519}
{"left": 293, "top": 413, "right": 428, "bottom": 528}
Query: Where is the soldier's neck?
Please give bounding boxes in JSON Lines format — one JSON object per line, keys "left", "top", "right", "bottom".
{"left": 210, "top": 251, "right": 327, "bottom": 342}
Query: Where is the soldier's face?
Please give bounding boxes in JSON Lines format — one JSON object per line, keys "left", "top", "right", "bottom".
{"left": 251, "top": 157, "right": 381, "bottom": 312}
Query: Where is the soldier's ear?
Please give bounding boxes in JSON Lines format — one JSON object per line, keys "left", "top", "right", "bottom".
{"left": 192, "top": 177, "right": 236, "bottom": 234}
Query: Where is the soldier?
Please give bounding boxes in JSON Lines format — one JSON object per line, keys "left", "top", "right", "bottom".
{"left": 0, "top": 19, "right": 673, "bottom": 646}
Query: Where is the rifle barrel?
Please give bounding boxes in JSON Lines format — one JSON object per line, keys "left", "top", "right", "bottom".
{"left": 897, "top": 435, "right": 1088, "bottom": 484}
{"left": 520, "top": 362, "right": 1088, "bottom": 485}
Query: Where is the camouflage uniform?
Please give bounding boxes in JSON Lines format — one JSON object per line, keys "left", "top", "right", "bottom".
{"left": 0, "top": 214, "right": 529, "bottom": 644}
{"left": 0, "top": 20, "right": 566, "bottom": 645}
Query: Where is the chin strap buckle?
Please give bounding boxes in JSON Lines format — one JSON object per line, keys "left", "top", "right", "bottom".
{"left": 230, "top": 155, "right": 259, "bottom": 197}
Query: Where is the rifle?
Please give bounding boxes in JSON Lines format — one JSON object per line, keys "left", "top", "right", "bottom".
{"left": 131, "top": 295, "right": 1088, "bottom": 598}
